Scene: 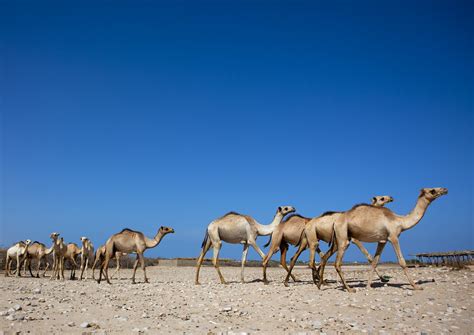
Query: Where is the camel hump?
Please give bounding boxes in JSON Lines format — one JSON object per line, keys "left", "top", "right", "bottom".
{"left": 32, "top": 241, "right": 45, "bottom": 247}
{"left": 283, "top": 213, "right": 310, "bottom": 222}
{"left": 350, "top": 203, "right": 374, "bottom": 210}
{"left": 218, "top": 211, "right": 243, "bottom": 220}
{"left": 320, "top": 211, "right": 342, "bottom": 218}
{"left": 119, "top": 228, "right": 139, "bottom": 234}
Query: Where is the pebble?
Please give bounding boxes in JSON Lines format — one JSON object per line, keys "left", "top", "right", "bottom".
{"left": 80, "top": 322, "right": 91, "bottom": 328}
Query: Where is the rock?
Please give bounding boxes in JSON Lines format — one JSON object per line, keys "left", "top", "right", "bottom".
{"left": 33, "top": 288, "right": 41, "bottom": 294}
{"left": 311, "top": 320, "right": 323, "bottom": 329}
{"left": 67, "top": 322, "right": 75, "bottom": 327}
{"left": 80, "top": 322, "right": 91, "bottom": 328}
{"left": 221, "top": 306, "right": 232, "bottom": 312}
{"left": 12, "top": 304, "right": 22, "bottom": 311}
{"left": 6, "top": 315, "right": 15, "bottom": 321}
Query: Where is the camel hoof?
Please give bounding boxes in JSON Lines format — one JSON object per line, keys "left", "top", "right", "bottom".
{"left": 283, "top": 281, "right": 289, "bottom": 287}
{"left": 144, "top": 280, "right": 150, "bottom": 284}
{"left": 132, "top": 281, "right": 137, "bottom": 285}
{"left": 263, "top": 280, "right": 269, "bottom": 285}
{"left": 413, "top": 285, "right": 423, "bottom": 290}
{"left": 347, "top": 288, "right": 356, "bottom": 293}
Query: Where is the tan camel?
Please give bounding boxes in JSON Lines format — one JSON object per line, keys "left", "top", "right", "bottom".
{"left": 64, "top": 243, "right": 82, "bottom": 280}
{"left": 79, "top": 237, "right": 94, "bottom": 280}
{"left": 5, "top": 240, "right": 31, "bottom": 277}
{"left": 50, "top": 234, "right": 67, "bottom": 280}
{"left": 22, "top": 241, "right": 54, "bottom": 277}
{"left": 280, "top": 196, "right": 394, "bottom": 287}
{"left": 322, "top": 187, "right": 448, "bottom": 292}
{"left": 98, "top": 226, "right": 175, "bottom": 284}
{"left": 195, "top": 205, "right": 296, "bottom": 285}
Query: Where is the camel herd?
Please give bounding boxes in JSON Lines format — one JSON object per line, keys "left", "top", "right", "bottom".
{"left": 4, "top": 187, "right": 447, "bottom": 292}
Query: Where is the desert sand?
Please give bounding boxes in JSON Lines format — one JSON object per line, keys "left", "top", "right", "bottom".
{"left": 0, "top": 264, "right": 472, "bottom": 334}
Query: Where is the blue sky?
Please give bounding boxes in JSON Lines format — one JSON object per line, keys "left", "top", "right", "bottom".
{"left": 1, "top": 1, "right": 472, "bottom": 262}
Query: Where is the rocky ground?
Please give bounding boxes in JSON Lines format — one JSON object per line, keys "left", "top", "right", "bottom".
{"left": 0, "top": 265, "right": 472, "bottom": 334}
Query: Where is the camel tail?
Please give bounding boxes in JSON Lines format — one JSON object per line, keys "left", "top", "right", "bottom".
{"left": 264, "top": 234, "right": 272, "bottom": 248}
{"left": 201, "top": 230, "right": 209, "bottom": 249}
{"left": 328, "top": 223, "right": 337, "bottom": 250}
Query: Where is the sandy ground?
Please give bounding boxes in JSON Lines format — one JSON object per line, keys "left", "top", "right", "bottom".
{"left": 0, "top": 264, "right": 473, "bottom": 334}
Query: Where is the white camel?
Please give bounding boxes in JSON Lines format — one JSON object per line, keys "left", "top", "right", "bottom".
{"left": 195, "top": 205, "right": 295, "bottom": 284}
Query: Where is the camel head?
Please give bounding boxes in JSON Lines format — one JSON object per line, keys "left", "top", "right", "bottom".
{"left": 419, "top": 187, "right": 448, "bottom": 202}
{"left": 50, "top": 232, "right": 60, "bottom": 241}
{"left": 158, "top": 226, "right": 175, "bottom": 236}
{"left": 80, "top": 236, "right": 89, "bottom": 244}
{"left": 277, "top": 206, "right": 296, "bottom": 216}
{"left": 25, "top": 239, "right": 32, "bottom": 245}
{"left": 371, "top": 195, "right": 394, "bottom": 206}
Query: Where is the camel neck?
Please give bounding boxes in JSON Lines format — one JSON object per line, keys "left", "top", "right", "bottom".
{"left": 145, "top": 233, "right": 163, "bottom": 249}
{"left": 401, "top": 196, "right": 431, "bottom": 231}
{"left": 256, "top": 212, "right": 284, "bottom": 236}
{"left": 45, "top": 243, "right": 55, "bottom": 255}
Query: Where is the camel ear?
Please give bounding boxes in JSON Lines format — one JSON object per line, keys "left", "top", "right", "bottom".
{"left": 278, "top": 206, "right": 282, "bottom": 212}
{"left": 372, "top": 197, "right": 376, "bottom": 202}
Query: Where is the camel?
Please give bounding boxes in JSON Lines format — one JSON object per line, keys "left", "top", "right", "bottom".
{"left": 79, "top": 237, "right": 94, "bottom": 280}
{"left": 91, "top": 245, "right": 129, "bottom": 280}
{"left": 64, "top": 243, "right": 82, "bottom": 280}
{"left": 195, "top": 205, "right": 296, "bottom": 285}
{"left": 22, "top": 241, "right": 54, "bottom": 278}
{"left": 98, "top": 226, "right": 175, "bottom": 284}
{"left": 321, "top": 187, "right": 448, "bottom": 292}
{"left": 280, "top": 195, "right": 394, "bottom": 287}
{"left": 5, "top": 240, "right": 31, "bottom": 277}
{"left": 50, "top": 234, "right": 67, "bottom": 280}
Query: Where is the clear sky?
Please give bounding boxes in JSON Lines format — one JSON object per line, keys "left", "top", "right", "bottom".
{"left": 1, "top": 1, "right": 473, "bottom": 262}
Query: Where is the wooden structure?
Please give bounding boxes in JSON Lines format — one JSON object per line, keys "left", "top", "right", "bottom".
{"left": 413, "top": 250, "right": 474, "bottom": 267}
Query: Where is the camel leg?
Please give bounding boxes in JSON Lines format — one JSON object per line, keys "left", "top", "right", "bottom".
{"left": 280, "top": 243, "right": 299, "bottom": 282}
{"left": 139, "top": 253, "right": 149, "bottom": 283}
{"left": 334, "top": 239, "right": 353, "bottom": 293}
{"left": 36, "top": 258, "right": 42, "bottom": 278}
{"left": 317, "top": 244, "right": 337, "bottom": 288}
{"left": 50, "top": 254, "right": 56, "bottom": 280}
{"left": 367, "top": 241, "right": 387, "bottom": 288}
{"left": 195, "top": 238, "right": 212, "bottom": 285}
{"left": 131, "top": 255, "right": 140, "bottom": 284}
{"left": 212, "top": 242, "right": 226, "bottom": 284}
{"left": 240, "top": 243, "right": 249, "bottom": 283}
{"left": 111, "top": 254, "right": 121, "bottom": 280}
{"left": 99, "top": 254, "right": 112, "bottom": 285}
{"left": 60, "top": 257, "right": 65, "bottom": 280}
{"left": 352, "top": 239, "right": 387, "bottom": 282}
{"left": 92, "top": 257, "right": 99, "bottom": 280}
{"left": 84, "top": 258, "right": 89, "bottom": 280}
{"left": 42, "top": 260, "right": 49, "bottom": 277}
{"left": 390, "top": 237, "right": 422, "bottom": 290}
{"left": 79, "top": 254, "right": 86, "bottom": 280}
{"left": 249, "top": 240, "right": 266, "bottom": 259}
{"left": 16, "top": 254, "right": 22, "bottom": 277}
{"left": 283, "top": 239, "right": 307, "bottom": 287}
{"left": 262, "top": 244, "right": 279, "bottom": 284}
{"left": 308, "top": 240, "right": 321, "bottom": 285}
{"left": 5, "top": 256, "right": 11, "bottom": 277}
